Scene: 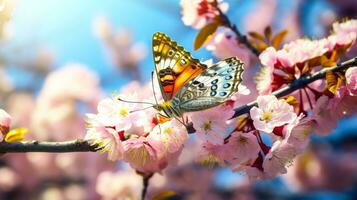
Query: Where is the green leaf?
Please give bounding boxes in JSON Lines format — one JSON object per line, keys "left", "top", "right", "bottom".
{"left": 194, "top": 21, "right": 220, "bottom": 50}
{"left": 272, "top": 30, "right": 288, "bottom": 49}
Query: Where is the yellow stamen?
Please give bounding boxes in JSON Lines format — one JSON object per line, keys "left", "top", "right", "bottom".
{"left": 261, "top": 112, "right": 272, "bottom": 121}
{"left": 202, "top": 121, "right": 212, "bottom": 131}
{"left": 118, "top": 107, "right": 129, "bottom": 118}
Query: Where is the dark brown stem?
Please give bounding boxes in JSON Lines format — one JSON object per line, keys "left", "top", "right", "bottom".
{"left": 0, "top": 139, "right": 98, "bottom": 153}
{"left": 141, "top": 173, "right": 153, "bottom": 200}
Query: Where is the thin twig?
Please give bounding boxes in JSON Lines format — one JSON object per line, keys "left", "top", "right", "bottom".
{"left": 141, "top": 173, "right": 153, "bottom": 200}
{"left": 0, "top": 139, "right": 97, "bottom": 153}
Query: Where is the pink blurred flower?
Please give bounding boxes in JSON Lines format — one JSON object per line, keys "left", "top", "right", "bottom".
{"left": 96, "top": 169, "right": 142, "bottom": 200}
{"left": 250, "top": 95, "right": 297, "bottom": 133}
{"left": 263, "top": 140, "right": 297, "bottom": 178}
{"left": 123, "top": 137, "right": 167, "bottom": 173}
{"left": 190, "top": 104, "right": 233, "bottom": 145}
{"left": 224, "top": 131, "right": 260, "bottom": 165}
{"left": 0, "top": 108, "right": 11, "bottom": 136}
{"left": 32, "top": 63, "right": 101, "bottom": 140}
{"left": 180, "top": 0, "right": 228, "bottom": 29}
{"left": 312, "top": 96, "right": 337, "bottom": 135}
{"left": 206, "top": 28, "right": 251, "bottom": 65}
{"left": 327, "top": 86, "right": 357, "bottom": 118}
{"left": 244, "top": 0, "right": 277, "bottom": 33}
{"left": 232, "top": 164, "right": 264, "bottom": 180}
{"left": 85, "top": 126, "right": 123, "bottom": 161}
{"left": 0, "top": 167, "right": 19, "bottom": 192}
{"left": 346, "top": 67, "right": 357, "bottom": 96}
{"left": 38, "top": 63, "right": 100, "bottom": 105}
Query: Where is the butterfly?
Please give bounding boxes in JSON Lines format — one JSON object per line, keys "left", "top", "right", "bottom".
{"left": 151, "top": 32, "right": 244, "bottom": 122}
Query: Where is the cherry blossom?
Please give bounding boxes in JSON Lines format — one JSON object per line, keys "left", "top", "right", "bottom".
{"left": 123, "top": 136, "right": 167, "bottom": 173}
{"left": 180, "top": 0, "right": 228, "bottom": 29}
{"left": 250, "top": 95, "right": 297, "bottom": 133}
{"left": 85, "top": 125, "right": 124, "bottom": 161}
{"left": 224, "top": 131, "right": 260, "bottom": 165}
{"left": 262, "top": 140, "right": 297, "bottom": 178}
{"left": 312, "top": 96, "right": 338, "bottom": 135}
{"left": 332, "top": 19, "right": 357, "bottom": 36}
{"left": 346, "top": 67, "right": 357, "bottom": 96}
{"left": 189, "top": 104, "right": 233, "bottom": 145}
{"left": 0, "top": 108, "right": 11, "bottom": 137}
{"left": 148, "top": 120, "right": 187, "bottom": 153}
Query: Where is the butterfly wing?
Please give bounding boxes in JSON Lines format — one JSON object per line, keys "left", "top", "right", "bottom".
{"left": 152, "top": 32, "right": 207, "bottom": 101}
{"left": 173, "top": 57, "right": 244, "bottom": 112}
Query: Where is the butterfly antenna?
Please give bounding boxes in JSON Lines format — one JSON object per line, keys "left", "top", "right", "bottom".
{"left": 129, "top": 106, "right": 154, "bottom": 113}
{"left": 151, "top": 71, "right": 160, "bottom": 106}
{"left": 117, "top": 97, "right": 154, "bottom": 106}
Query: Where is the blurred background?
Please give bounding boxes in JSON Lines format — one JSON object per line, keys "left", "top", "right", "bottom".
{"left": 0, "top": 0, "right": 357, "bottom": 199}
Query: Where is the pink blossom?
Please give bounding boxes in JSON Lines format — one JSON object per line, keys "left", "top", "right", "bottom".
{"left": 96, "top": 97, "right": 151, "bottom": 134}
{"left": 206, "top": 28, "right": 251, "bottom": 66}
{"left": 189, "top": 104, "right": 233, "bottom": 145}
{"left": 262, "top": 140, "right": 297, "bottom": 178}
{"left": 180, "top": 0, "right": 228, "bottom": 29}
{"left": 332, "top": 19, "right": 357, "bottom": 35}
{"left": 346, "top": 67, "right": 357, "bottom": 96}
{"left": 327, "top": 86, "right": 357, "bottom": 118}
{"left": 123, "top": 137, "right": 167, "bottom": 173}
{"left": 85, "top": 126, "right": 123, "bottom": 161}
{"left": 148, "top": 120, "right": 187, "bottom": 154}
{"left": 326, "top": 32, "right": 356, "bottom": 50}
{"left": 96, "top": 169, "right": 142, "bottom": 200}
{"left": 224, "top": 131, "right": 260, "bottom": 165}
{"left": 283, "top": 114, "right": 314, "bottom": 153}
{"left": 0, "top": 108, "right": 11, "bottom": 136}
{"left": 255, "top": 65, "right": 274, "bottom": 95}
{"left": 197, "top": 141, "right": 226, "bottom": 166}
{"left": 312, "top": 96, "right": 337, "bottom": 135}
{"left": 250, "top": 95, "right": 297, "bottom": 133}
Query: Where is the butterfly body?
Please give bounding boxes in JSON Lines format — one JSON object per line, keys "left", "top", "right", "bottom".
{"left": 152, "top": 32, "right": 244, "bottom": 119}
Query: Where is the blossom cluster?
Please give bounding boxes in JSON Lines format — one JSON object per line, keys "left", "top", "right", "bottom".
{"left": 256, "top": 19, "right": 357, "bottom": 134}
{"left": 85, "top": 82, "right": 188, "bottom": 174}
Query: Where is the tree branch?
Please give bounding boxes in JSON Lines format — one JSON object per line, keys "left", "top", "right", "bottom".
{"left": 231, "top": 56, "right": 357, "bottom": 118}
{"left": 0, "top": 139, "right": 97, "bottom": 153}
